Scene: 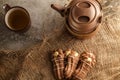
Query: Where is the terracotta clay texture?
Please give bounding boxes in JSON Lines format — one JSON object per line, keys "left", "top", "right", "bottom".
{"left": 51, "top": 0, "right": 102, "bottom": 39}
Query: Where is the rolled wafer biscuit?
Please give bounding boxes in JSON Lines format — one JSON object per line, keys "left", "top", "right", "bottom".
{"left": 51, "top": 49, "right": 65, "bottom": 80}
{"left": 64, "top": 49, "right": 80, "bottom": 79}
{"left": 72, "top": 52, "right": 96, "bottom": 80}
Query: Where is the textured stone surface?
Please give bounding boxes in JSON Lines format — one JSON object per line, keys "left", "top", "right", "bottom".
{"left": 0, "top": 0, "right": 119, "bottom": 51}
{"left": 0, "top": 0, "right": 67, "bottom": 50}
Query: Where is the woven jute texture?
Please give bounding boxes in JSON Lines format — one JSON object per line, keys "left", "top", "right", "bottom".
{"left": 0, "top": 0, "right": 120, "bottom": 80}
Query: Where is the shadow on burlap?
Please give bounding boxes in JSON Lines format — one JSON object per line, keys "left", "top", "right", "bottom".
{"left": 0, "top": 0, "right": 120, "bottom": 80}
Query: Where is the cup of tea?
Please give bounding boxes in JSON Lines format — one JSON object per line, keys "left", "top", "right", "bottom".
{"left": 3, "top": 4, "right": 31, "bottom": 31}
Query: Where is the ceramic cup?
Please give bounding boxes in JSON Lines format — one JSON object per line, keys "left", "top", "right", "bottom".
{"left": 3, "top": 4, "right": 31, "bottom": 31}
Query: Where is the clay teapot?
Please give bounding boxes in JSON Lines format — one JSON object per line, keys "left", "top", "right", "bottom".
{"left": 51, "top": 0, "right": 102, "bottom": 39}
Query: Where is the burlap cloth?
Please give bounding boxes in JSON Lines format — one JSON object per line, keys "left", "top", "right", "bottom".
{"left": 0, "top": 0, "right": 120, "bottom": 80}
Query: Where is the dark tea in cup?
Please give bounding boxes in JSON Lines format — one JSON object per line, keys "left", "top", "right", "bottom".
{"left": 3, "top": 4, "right": 31, "bottom": 31}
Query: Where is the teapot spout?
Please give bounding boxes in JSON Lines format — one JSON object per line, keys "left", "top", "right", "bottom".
{"left": 51, "top": 4, "right": 66, "bottom": 17}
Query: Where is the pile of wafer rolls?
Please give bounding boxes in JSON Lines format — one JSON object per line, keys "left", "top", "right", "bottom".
{"left": 51, "top": 49, "right": 96, "bottom": 80}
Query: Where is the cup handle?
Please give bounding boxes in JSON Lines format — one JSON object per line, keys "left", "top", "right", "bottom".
{"left": 3, "top": 4, "right": 11, "bottom": 14}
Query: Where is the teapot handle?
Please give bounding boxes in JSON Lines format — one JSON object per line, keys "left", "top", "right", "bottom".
{"left": 51, "top": 4, "right": 66, "bottom": 17}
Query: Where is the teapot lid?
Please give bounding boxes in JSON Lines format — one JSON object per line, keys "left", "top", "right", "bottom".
{"left": 70, "top": 0, "right": 101, "bottom": 24}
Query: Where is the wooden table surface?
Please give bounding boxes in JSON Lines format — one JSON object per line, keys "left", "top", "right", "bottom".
{"left": 0, "top": 0, "right": 120, "bottom": 80}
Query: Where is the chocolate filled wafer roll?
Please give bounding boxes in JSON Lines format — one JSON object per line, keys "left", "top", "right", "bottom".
{"left": 51, "top": 49, "right": 65, "bottom": 80}
{"left": 72, "top": 52, "right": 96, "bottom": 80}
{"left": 64, "top": 49, "right": 80, "bottom": 79}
